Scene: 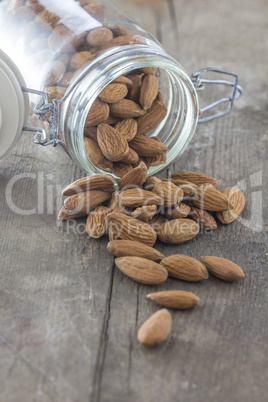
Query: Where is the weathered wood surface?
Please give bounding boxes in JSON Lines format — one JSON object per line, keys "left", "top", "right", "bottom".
{"left": 0, "top": 0, "right": 267, "bottom": 401}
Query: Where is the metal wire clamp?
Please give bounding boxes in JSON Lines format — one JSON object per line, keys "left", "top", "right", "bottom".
{"left": 190, "top": 68, "right": 243, "bottom": 123}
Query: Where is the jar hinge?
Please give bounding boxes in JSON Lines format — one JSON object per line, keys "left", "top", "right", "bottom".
{"left": 190, "top": 68, "right": 243, "bottom": 123}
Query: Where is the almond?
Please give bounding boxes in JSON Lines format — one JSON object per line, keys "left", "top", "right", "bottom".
{"left": 112, "top": 75, "right": 133, "bottom": 87}
{"left": 158, "top": 218, "right": 199, "bottom": 244}
{"left": 120, "top": 148, "right": 139, "bottom": 165}
{"left": 110, "top": 162, "right": 133, "bottom": 178}
{"left": 110, "top": 99, "right": 146, "bottom": 118}
{"left": 118, "top": 161, "right": 148, "bottom": 189}
{"left": 60, "top": 72, "right": 75, "bottom": 87}
{"left": 143, "top": 176, "right": 162, "bottom": 191}
{"left": 120, "top": 188, "right": 163, "bottom": 208}
{"left": 62, "top": 174, "right": 116, "bottom": 196}
{"left": 147, "top": 290, "right": 200, "bottom": 309}
{"left": 84, "top": 126, "right": 98, "bottom": 141}
{"left": 149, "top": 215, "right": 165, "bottom": 235}
{"left": 64, "top": 190, "right": 110, "bottom": 215}
{"left": 160, "top": 255, "right": 208, "bottom": 281}
{"left": 137, "top": 309, "right": 172, "bottom": 347}
{"left": 85, "top": 98, "right": 110, "bottom": 126}
{"left": 86, "top": 27, "right": 113, "bottom": 47}
{"left": 45, "top": 86, "right": 66, "bottom": 101}
{"left": 137, "top": 103, "right": 167, "bottom": 135}
{"left": 145, "top": 152, "right": 167, "bottom": 166}
{"left": 132, "top": 205, "right": 157, "bottom": 222}
{"left": 192, "top": 184, "right": 230, "bottom": 211}
{"left": 99, "top": 83, "right": 128, "bottom": 103}
{"left": 191, "top": 207, "right": 217, "bottom": 230}
{"left": 127, "top": 74, "right": 142, "bottom": 103}
{"left": 171, "top": 171, "right": 218, "bottom": 188}
{"left": 216, "top": 187, "right": 245, "bottom": 224}
{"left": 58, "top": 206, "right": 86, "bottom": 220}
{"left": 139, "top": 74, "right": 159, "bottom": 110}
{"left": 86, "top": 206, "right": 109, "bottom": 238}
{"left": 103, "top": 114, "right": 122, "bottom": 125}
{"left": 165, "top": 203, "right": 191, "bottom": 219}
{"left": 115, "top": 256, "right": 168, "bottom": 285}
{"left": 97, "top": 124, "right": 129, "bottom": 162}
{"left": 129, "top": 135, "right": 168, "bottom": 156}
{"left": 107, "top": 240, "right": 164, "bottom": 261}
{"left": 69, "top": 51, "right": 94, "bottom": 71}
{"left": 151, "top": 181, "right": 183, "bottom": 207}
{"left": 114, "top": 119, "right": 137, "bottom": 142}
{"left": 180, "top": 184, "right": 197, "bottom": 199}
{"left": 200, "top": 256, "right": 245, "bottom": 282}
{"left": 84, "top": 137, "right": 113, "bottom": 169}
{"left": 106, "top": 213, "right": 157, "bottom": 246}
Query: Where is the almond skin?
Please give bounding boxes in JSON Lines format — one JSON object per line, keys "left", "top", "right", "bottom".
{"left": 132, "top": 205, "right": 157, "bottom": 222}
{"left": 120, "top": 148, "right": 139, "bottom": 165}
{"left": 151, "top": 181, "right": 183, "bottom": 207}
{"left": 115, "top": 118, "right": 138, "bottom": 142}
{"left": 139, "top": 74, "right": 159, "bottom": 110}
{"left": 106, "top": 213, "right": 157, "bottom": 246}
{"left": 158, "top": 219, "right": 199, "bottom": 244}
{"left": 160, "top": 255, "right": 208, "bottom": 281}
{"left": 97, "top": 124, "right": 129, "bottom": 162}
{"left": 84, "top": 137, "right": 113, "bottom": 170}
{"left": 86, "top": 206, "right": 109, "bottom": 238}
{"left": 192, "top": 184, "right": 230, "bottom": 211}
{"left": 118, "top": 161, "right": 148, "bottom": 189}
{"left": 107, "top": 240, "right": 164, "bottom": 262}
{"left": 165, "top": 203, "right": 191, "bottom": 219}
{"left": 216, "top": 187, "right": 246, "bottom": 224}
{"left": 200, "top": 256, "right": 245, "bottom": 282}
{"left": 137, "top": 309, "right": 172, "bottom": 347}
{"left": 69, "top": 51, "right": 94, "bottom": 71}
{"left": 115, "top": 256, "right": 168, "bottom": 285}
{"left": 86, "top": 27, "right": 113, "bottom": 47}
{"left": 147, "top": 290, "right": 200, "bottom": 309}
{"left": 149, "top": 215, "right": 165, "bottom": 235}
{"left": 62, "top": 174, "right": 116, "bottom": 196}
{"left": 99, "top": 83, "right": 128, "bottom": 103}
{"left": 190, "top": 207, "right": 217, "bottom": 230}
{"left": 85, "top": 98, "right": 110, "bottom": 126}
{"left": 64, "top": 191, "right": 111, "bottom": 215}
{"left": 171, "top": 171, "right": 218, "bottom": 188}
{"left": 129, "top": 135, "right": 168, "bottom": 156}
{"left": 58, "top": 206, "right": 87, "bottom": 220}
{"left": 110, "top": 99, "right": 146, "bottom": 118}
{"left": 127, "top": 74, "right": 142, "bottom": 103}
{"left": 119, "top": 188, "right": 164, "bottom": 208}
{"left": 137, "top": 102, "right": 167, "bottom": 135}
{"left": 110, "top": 162, "right": 133, "bottom": 178}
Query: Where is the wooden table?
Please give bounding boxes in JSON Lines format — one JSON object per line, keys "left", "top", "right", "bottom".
{"left": 0, "top": 0, "right": 267, "bottom": 401}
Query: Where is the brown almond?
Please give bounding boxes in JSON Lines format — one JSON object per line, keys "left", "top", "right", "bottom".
{"left": 60, "top": 72, "right": 75, "bottom": 87}
{"left": 118, "top": 161, "right": 148, "bottom": 189}
{"left": 106, "top": 213, "right": 157, "bottom": 246}
{"left": 112, "top": 75, "right": 133, "bottom": 87}
{"left": 200, "top": 256, "right": 245, "bottom": 282}
{"left": 115, "top": 257, "right": 167, "bottom": 285}
{"left": 143, "top": 176, "right": 163, "bottom": 191}
{"left": 160, "top": 255, "right": 208, "bottom": 281}
{"left": 104, "top": 114, "right": 122, "bottom": 125}
{"left": 139, "top": 74, "right": 159, "bottom": 110}
{"left": 151, "top": 181, "right": 183, "bottom": 207}
{"left": 147, "top": 290, "right": 200, "bottom": 309}
{"left": 120, "top": 148, "right": 139, "bottom": 165}
{"left": 87, "top": 27, "right": 113, "bottom": 47}
{"left": 69, "top": 51, "right": 94, "bottom": 71}
{"left": 115, "top": 119, "right": 137, "bottom": 142}
{"left": 84, "top": 126, "right": 98, "bottom": 141}
{"left": 110, "top": 162, "right": 133, "bottom": 178}
{"left": 85, "top": 98, "right": 110, "bottom": 126}
{"left": 165, "top": 203, "right": 191, "bottom": 219}
{"left": 97, "top": 124, "right": 129, "bottom": 162}
{"left": 171, "top": 171, "right": 218, "bottom": 188}
{"left": 62, "top": 174, "right": 116, "bottom": 196}
{"left": 132, "top": 205, "right": 157, "bottom": 222}
{"left": 110, "top": 99, "right": 146, "bottom": 118}
{"left": 180, "top": 184, "right": 197, "bottom": 199}
{"left": 192, "top": 184, "right": 230, "bottom": 211}
{"left": 58, "top": 206, "right": 87, "bottom": 220}
{"left": 127, "top": 74, "right": 142, "bottom": 103}
{"left": 158, "top": 218, "right": 199, "bottom": 244}
{"left": 86, "top": 205, "right": 109, "bottom": 238}
{"left": 107, "top": 240, "right": 164, "bottom": 262}
{"left": 64, "top": 190, "right": 111, "bottom": 215}
{"left": 137, "top": 309, "right": 172, "bottom": 347}
{"left": 84, "top": 137, "right": 113, "bottom": 169}
{"left": 190, "top": 207, "right": 217, "bottom": 230}
{"left": 99, "top": 83, "right": 128, "bottom": 103}
{"left": 137, "top": 103, "right": 167, "bottom": 135}
{"left": 139, "top": 67, "right": 157, "bottom": 75}
{"left": 216, "top": 187, "right": 246, "bottom": 224}
{"left": 145, "top": 152, "right": 167, "bottom": 167}
{"left": 129, "top": 135, "right": 168, "bottom": 156}
{"left": 120, "top": 188, "right": 163, "bottom": 208}
{"left": 149, "top": 215, "right": 165, "bottom": 235}
{"left": 45, "top": 86, "right": 66, "bottom": 101}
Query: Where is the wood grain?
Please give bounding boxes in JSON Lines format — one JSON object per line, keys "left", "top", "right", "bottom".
{"left": 0, "top": 0, "right": 267, "bottom": 401}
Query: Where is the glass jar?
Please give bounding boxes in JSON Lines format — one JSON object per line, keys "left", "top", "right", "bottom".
{"left": 0, "top": 0, "right": 241, "bottom": 178}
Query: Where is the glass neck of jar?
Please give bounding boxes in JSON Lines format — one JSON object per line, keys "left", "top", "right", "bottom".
{"left": 60, "top": 44, "right": 199, "bottom": 177}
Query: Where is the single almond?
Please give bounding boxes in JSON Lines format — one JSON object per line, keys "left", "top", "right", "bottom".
{"left": 110, "top": 99, "right": 146, "bottom": 118}
{"left": 99, "top": 83, "right": 128, "bottom": 103}
{"left": 190, "top": 207, "right": 217, "bottom": 230}
{"left": 137, "top": 308, "right": 172, "bottom": 347}
{"left": 200, "top": 256, "right": 245, "bottom": 282}
{"left": 165, "top": 203, "right": 191, "bottom": 219}
{"left": 160, "top": 255, "right": 208, "bottom": 281}
{"left": 149, "top": 215, "right": 165, "bottom": 235}
{"left": 110, "top": 162, "right": 133, "bottom": 178}
{"left": 137, "top": 103, "right": 167, "bottom": 135}
{"left": 118, "top": 161, "right": 148, "bottom": 189}
{"left": 107, "top": 240, "right": 164, "bottom": 262}
{"left": 114, "top": 119, "right": 137, "bottom": 142}
{"left": 120, "top": 148, "right": 139, "bottom": 165}
{"left": 143, "top": 176, "right": 163, "bottom": 191}
{"left": 45, "top": 86, "right": 66, "bottom": 101}
{"left": 87, "top": 27, "right": 113, "bottom": 47}
{"left": 144, "top": 152, "right": 167, "bottom": 166}
{"left": 120, "top": 188, "right": 163, "bottom": 208}
{"left": 85, "top": 98, "right": 110, "bottom": 126}
{"left": 69, "top": 51, "right": 94, "bottom": 71}
{"left": 192, "top": 184, "right": 230, "bottom": 211}
{"left": 112, "top": 75, "right": 133, "bottom": 87}
{"left": 216, "top": 187, "right": 246, "bottom": 224}
{"left": 62, "top": 174, "right": 116, "bottom": 196}
{"left": 132, "top": 205, "right": 157, "bottom": 222}
{"left": 58, "top": 206, "right": 87, "bottom": 220}
{"left": 84, "top": 137, "right": 113, "bottom": 169}
{"left": 104, "top": 114, "right": 122, "bottom": 125}
{"left": 129, "top": 135, "right": 168, "bottom": 156}
{"left": 64, "top": 190, "right": 110, "bottom": 215}
{"left": 139, "top": 74, "right": 159, "bottom": 110}
{"left": 127, "top": 74, "right": 142, "bottom": 103}
{"left": 106, "top": 213, "right": 157, "bottom": 246}
{"left": 147, "top": 290, "right": 200, "bottom": 309}
{"left": 97, "top": 124, "right": 129, "bottom": 162}
{"left": 158, "top": 218, "right": 199, "bottom": 244}
{"left": 171, "top": 171, "right": 218, "bottom": 188}
{"left": 115, "top": 256, "right": 167, "bottom": 285}
{"left": 84, "top": 126, "right": 98, "bottom": 141}
{"left": 86, "top": 205, "right": 109, "bottom": 238}
{"left": 151, "top": 181, "right": 183, "bottom": 207}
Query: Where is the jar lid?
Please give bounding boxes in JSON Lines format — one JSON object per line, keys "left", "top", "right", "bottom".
{"left": 0, "top": 50, "right": 29, "bottom": 159}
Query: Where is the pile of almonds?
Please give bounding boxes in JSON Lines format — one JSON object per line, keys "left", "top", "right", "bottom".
{"left": 59, "top": 170, "right": 246, "bottom": 347}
